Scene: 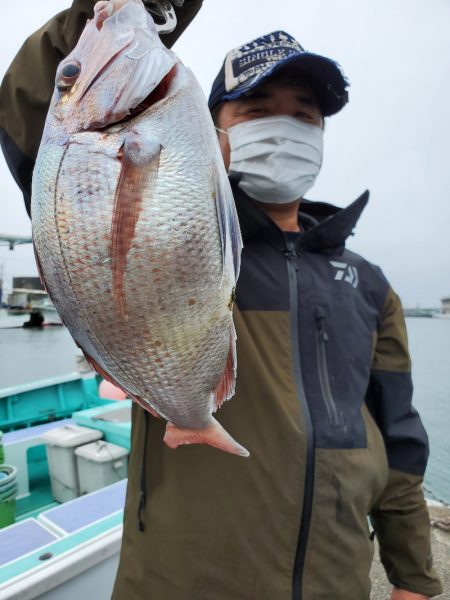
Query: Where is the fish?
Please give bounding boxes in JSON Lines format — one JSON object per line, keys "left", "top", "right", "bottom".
{"left": 31, "top": 0, "right": 248, "bottom": 457}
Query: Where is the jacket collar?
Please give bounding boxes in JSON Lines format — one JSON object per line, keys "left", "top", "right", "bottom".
{"left": 231, "top": 180, "right": 369, "bottom": 253}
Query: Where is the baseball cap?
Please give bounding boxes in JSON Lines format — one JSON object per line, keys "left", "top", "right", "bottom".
{"left": 208, "top": 31, "right": 349, "bottom": 117}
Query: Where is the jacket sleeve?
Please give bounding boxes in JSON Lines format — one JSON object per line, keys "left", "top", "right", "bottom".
{"left": 0, "top": 0, "right": 203, "bottom": 217}
{"left": 367, "top": 287, "right": 442, "bottom": 597}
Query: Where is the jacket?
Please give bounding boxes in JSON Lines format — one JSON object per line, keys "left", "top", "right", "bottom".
{"left": 0, "top": 2, "right": 442, "bottom": 598}
{"left": 109, "top": 187, "right": 441, "bottom": 600}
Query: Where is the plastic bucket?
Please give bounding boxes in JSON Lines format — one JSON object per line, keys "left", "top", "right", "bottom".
{"left": 0, "top": 497, "right": 16, "bottom": 528}
{"left": 0, "top": 481, "right": 18, "bottom": 500}
{"left": 0, "top": 465, "right": 18, "bottom": 528}
{"left": 0, "top": 465, "right": 18, "bottom": 487}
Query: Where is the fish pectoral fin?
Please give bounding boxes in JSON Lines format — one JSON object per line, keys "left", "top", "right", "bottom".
{"left": 122, "top": 132, "right": 161, "bottom": 167}
{"left": 213, "top": 321, "right": 237, "bottom": 410}
{"left": 111, "top": 132, "right": 161, "bottom": 320}
{"left": 163, "top": 419, "right": 249, "bottom": 457}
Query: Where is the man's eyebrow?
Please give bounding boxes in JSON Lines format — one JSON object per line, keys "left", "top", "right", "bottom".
{"left": 242, "top": 90, "right": 271, "bottom": 101}
{"left": 295, "top": 94, "right": 319, "bottom": 106}
{"left": 242, "top": 90, "right": 319, "bottom": 106}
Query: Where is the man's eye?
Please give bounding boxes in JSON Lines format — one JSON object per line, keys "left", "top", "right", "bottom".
{"left": 247, "top": 108, "right": 265, "bottom": 114}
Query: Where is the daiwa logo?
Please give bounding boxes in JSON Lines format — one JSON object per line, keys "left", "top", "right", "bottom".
{"left": 329, "top": 261, "right": 359, "bottom": 289}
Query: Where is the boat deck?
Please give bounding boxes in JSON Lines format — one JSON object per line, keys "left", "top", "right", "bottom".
{"left": 0, "top": 382, "right": 131, "bottom": 599}
{"left": 0, "top": 481, "right": 125, "bottom": 598}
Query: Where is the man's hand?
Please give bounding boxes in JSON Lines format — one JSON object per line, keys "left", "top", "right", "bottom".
{"left": 391, "top": 587, "right": 430, "bottom": 600}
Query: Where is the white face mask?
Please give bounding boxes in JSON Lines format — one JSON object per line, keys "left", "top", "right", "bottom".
{"left": 222, "top": 115, "right": 323, "bottom": 204}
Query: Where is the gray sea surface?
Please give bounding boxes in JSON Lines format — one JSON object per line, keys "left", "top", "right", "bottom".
{"left": 0, "top": 310, "right": 449, "bottom": 502}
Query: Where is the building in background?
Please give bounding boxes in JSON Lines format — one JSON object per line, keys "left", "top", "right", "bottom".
{"left": 7, "top": 277, "right": 45, "bottom": 308}
{"left": 441, "top": 297, "right": 450, "bottom": 315}
{"left": 12, "top": 277, "right": 43, "bottom": 291}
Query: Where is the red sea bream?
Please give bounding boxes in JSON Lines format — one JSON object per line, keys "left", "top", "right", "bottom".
{"left": 31, "top": 0, "right": 248, "bottom": 456}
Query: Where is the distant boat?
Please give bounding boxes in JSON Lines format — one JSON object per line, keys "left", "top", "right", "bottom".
{"left": 5, "top": 288, "right": 63, "bottom": 327}
{"left": 30, "top": 298, "right": 63, "bottom": 326}
{"left": 403, "top": 308, "right": 437, "bottom": 318}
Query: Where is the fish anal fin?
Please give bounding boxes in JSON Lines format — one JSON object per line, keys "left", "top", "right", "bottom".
{"left": 213, "top": 322, "right": 237, "bottom": 410}
{"left": 164, "top": 418, "right": 249, "bottom": 457}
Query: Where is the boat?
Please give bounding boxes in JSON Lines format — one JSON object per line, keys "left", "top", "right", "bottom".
{"left": 0, "top": 373, "right": 131, "bottom": 599}
{"left": 28, "top": 298, "right": 63, "bottom": 327}
{"left": 403, "top": 308, "right": 437, "bottom": 318}
{"left": 3, "top": 289, "right": 63, "bottom": 328}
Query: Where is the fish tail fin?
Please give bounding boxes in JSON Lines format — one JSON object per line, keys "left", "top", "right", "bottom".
{"left": 163, "top": 418, "right": 249, "bottom": 457}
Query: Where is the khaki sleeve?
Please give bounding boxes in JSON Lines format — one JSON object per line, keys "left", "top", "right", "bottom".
{"left": 367, "top": 289, "right": 442, "bottom": 596}
{"left": 371, "top": 470, "right": 442, "bottom": 597}
{"left": 0, "top": 0, "right": 203, "bottom": 216}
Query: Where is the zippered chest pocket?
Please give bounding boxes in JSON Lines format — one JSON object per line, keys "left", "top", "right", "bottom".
{"left": 301, "top": 299, "right": 372, "bottom": 449}
{"left": 315, "top": 306, "right": 340, "bottom": 426}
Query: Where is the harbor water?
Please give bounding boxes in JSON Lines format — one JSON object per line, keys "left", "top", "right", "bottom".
{"left": 0, "top": 310, "right": 449, "bottom": 503}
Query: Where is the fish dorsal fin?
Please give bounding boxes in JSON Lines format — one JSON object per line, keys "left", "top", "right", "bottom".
{"left": 213, "top": 163, "right": 242, "bottom": 281}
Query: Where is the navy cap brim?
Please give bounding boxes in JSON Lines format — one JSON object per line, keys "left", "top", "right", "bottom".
{"left": 208, "top": 51, "right": 349, "bottom": 117}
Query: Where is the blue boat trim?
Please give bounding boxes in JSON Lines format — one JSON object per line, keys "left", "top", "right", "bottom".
{"left": 0, "top": 373, "right": 84, "bottom": 399}
{"left": 0, "top": 519, "right": 58, "bottom": 568}
{"left": 0, "top": 512, "right": 123, "bottom": 583}
{"left": 3, "top": 419, "right": 74, "bottom": 444}
{"left": 39, "top": 480, "right": 127, "bottom": 535}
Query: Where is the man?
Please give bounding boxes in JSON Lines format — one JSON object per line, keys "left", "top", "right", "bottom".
{"left": 0, "top": 2, "right": 443, "bottom": 599}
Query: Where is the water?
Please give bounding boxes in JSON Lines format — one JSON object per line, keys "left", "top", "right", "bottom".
{"left": 0, "top": 311, "right": 79, "bottom": 388}
{"left": 406, "top": 317, "right": 450, "bottom": 504}
{"left": 0, "top": 310, "right": 449, "bottom": 502}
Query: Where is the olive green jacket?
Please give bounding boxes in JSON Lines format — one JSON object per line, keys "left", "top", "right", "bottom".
{"left": 0, "top": 3, "right": 442, "bottom": 598}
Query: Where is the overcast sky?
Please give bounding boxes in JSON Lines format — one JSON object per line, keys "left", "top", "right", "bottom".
{"left": 1, "top": 0, "right": 449, "bottom": 306}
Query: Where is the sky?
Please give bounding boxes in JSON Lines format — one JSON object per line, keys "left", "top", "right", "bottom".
{"left": 1, "top": 0, "right": 449, "bottom": 307}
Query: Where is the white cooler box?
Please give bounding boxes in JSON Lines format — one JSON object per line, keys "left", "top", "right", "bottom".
{"left": 41, "top": 425, "right": 103, "bottom": 502}
{"left": 75, "top": 440, "right": 129, "bottom": 494}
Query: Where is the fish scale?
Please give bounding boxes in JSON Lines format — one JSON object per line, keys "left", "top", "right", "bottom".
{"left": 32, "top": 0, "right": 248, "bottom": 456}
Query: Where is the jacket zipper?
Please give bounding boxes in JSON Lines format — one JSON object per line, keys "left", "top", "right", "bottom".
{"left": 285, "top": 242, "right": 315, "bottom": 600}
{"left": 315, "top": 307, "right": 339, "bottom": 426}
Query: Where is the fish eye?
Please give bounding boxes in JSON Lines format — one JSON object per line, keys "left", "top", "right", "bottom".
{"left": 57, "top": 62, "right": 81, "bottom": 91}
{"left": 62, "top": 63, "right": 81, "bottom": 79}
